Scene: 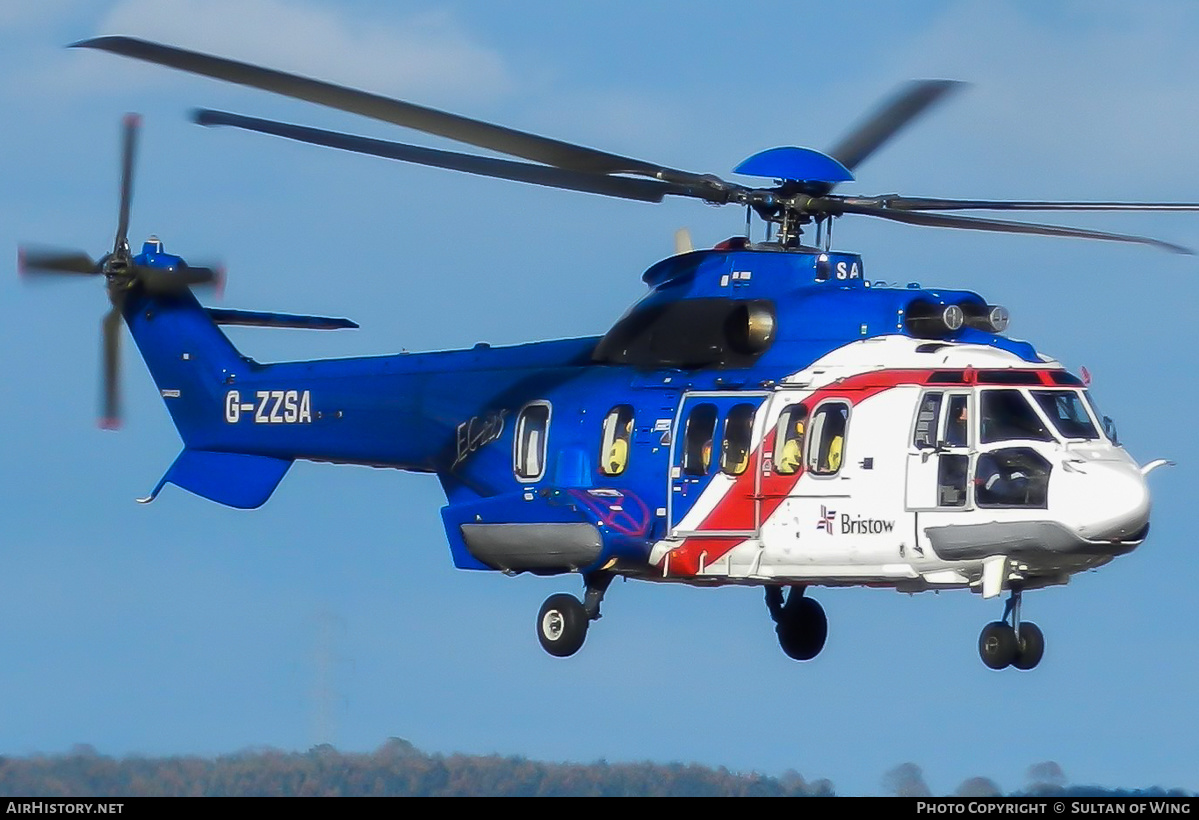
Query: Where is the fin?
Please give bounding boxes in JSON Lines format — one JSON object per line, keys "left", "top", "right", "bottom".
{"left": 206, "top": 307, "right": 358, "bottom": 330}
{"left": 140, "top": 449, "right": 292, "bottom": 509}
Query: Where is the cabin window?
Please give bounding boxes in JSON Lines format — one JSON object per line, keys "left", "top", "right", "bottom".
{"left": 720, "top": 404, "right": 755, "bottom": 476}
{"left": 599, "top": 405, "right": 634, "bottom": 476}
{"left": 807, "top": 402, "right": 849, "bottom": 476}
{"left": 682, "top": 403, "right": 718, "bottom": 476}
{"left": 774, "top": 404, "right": 808, "bottom": 475}
{"left": 1031, "top": 390, "right": 1100, "bottom": 440}
{"left": 976, "top": 448, "right": 1051, "bottom": 508}
{"left": 514, "top": 402, "right": 551, "bottom": 481}
{"left": 980, "top": 390, "right": 1052, "bottom": 444}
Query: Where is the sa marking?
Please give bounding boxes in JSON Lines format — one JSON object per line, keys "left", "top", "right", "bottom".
{"left": 225, "top": 389, "right": 312, "bottom": 424}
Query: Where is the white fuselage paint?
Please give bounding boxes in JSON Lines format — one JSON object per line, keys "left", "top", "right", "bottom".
{"left": 649, "top": 335, "right": 1152, "bottom": 595}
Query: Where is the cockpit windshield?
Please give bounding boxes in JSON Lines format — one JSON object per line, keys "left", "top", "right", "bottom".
{"left": 1031, "top": 390, "right": 1100, "bottom": 440}
{"left": 980, "top": 390, "right": 1052, "bottom": 444}
{"left": 1083, "top": 391, "right": 1119, "bottom": 444}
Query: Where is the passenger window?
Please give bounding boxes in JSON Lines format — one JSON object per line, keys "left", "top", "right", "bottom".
{"left": 600, "top": 405, "right": 634, "bottom": 476}
{"left": 514, "top": 402, "right": 550, "bottom": 480}
{"left": 807, "top": 403, "right": 849, "bottom": 476}
{"left": 682, "top": 403, "right": 718, "bottom": 476}
{"left": 774, "top": 404, "right": 808, "bottom": 475}
{"left": 720, "top": 404, "right": 755, "bottom": 476}
{"left": 913, "top": 392, "right": 942, "bottom": 449}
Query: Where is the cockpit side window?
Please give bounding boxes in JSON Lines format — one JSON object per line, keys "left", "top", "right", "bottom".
{"left": 682, "top": 403, "right": 718, "bottom": 476}
{"left": 774, "top": 404, "right": 808, "bottom": 475}
{"left": 514, "top": 402, "right": 551, "bottom": 481}
{"left": 1031, "top": 390, "right": 1100, "bottom": 440}
{"left": 980, "top": 390, "right": 1052, "bottom": 444}
{"left": 600, "top": 405, "right": 634, "bottom": 476}
{"left": 721, "top": 404, "right": 755, "bottom": 476}
{"left": 807, "top": 402, "right": 849, "bottom": 476}
{"left": 944, "top": 394, "right": 970, "bottom": 448}
{"left": 913, "top": 392, "right": 942, "bottom": 449}
{"left": 1084, "top": 391, "right": 1119, "bottom": 444}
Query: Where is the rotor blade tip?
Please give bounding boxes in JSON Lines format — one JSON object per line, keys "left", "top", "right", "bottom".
{"left": 98, "top": 417, "right": 121, "bottom": 431}
{"left": 123, "top": 112, "right": 142, "bottom": 129}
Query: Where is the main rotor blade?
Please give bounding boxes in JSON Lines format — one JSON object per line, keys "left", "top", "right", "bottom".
{"left": 100, "top": 295, "right": 124, "bottom": 430}
{"left": 193, "top": 109, "right": 700, "bottom": 203}
{"left": 19, "top": 247, "right": 99, "bottom": 276}
{"left": 826, "top": 200, "right": 1194, "bottom": 254}
{"left": 826, "top": 80, "right": 965, "bottom": 173}
{"left": 75, "top": 36, "right": 693, "bottom": 181}
{"left": 844, "top": 195, "right": 1199, "bottom": 212}
{"left": 115, "top": 113, "right": 140, "bottom": 254}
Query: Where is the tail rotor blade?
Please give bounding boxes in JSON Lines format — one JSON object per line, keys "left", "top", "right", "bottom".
{"left": 115, "top": 113, "right": 140, "bottom": 254}
{"left": 100, "top": 296, "right": 124, "bottom": 430}
{"left": 19, "top": 247, "right": 99, "bottom": 277}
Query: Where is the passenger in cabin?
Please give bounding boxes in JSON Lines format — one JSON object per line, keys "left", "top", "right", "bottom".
{"left": 826, "top": 432, "right": 843, "bottom": 472}
{"left": 607, "top": 418, "right": 632, "bottom": 474}
{"left": 777, "top": 410, "right": 807, "bottom": 474}
{"left": 701, "top": 438, "right": 714, "bottom": 473}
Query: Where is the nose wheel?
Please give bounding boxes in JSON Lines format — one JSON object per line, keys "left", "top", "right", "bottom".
{"left": 978, "top": 590, "right": 1045, "bottom": 670}
{"left": 766, "top": 585, "right": 828, "bottom": 661}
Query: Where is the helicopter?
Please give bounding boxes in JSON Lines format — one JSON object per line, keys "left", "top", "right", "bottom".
{"left": 20, "top": 36, "right": 1196, "bottom": 671}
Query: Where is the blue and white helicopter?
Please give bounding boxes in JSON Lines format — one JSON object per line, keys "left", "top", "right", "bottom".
{"left": 22, "top": 37, "right": 1196, "bottom": 670}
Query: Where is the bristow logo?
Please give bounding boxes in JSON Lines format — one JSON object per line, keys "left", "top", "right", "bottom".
{"left": 817, "top": 505, "right": 836, "bottom": 534}
{"left": 840, "top": 514, "right": 895, "bottom": 535}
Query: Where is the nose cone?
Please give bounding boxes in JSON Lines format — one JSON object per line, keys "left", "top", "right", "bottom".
{"left": 1061, "top": 461, "right": 1151, "bottom": 542}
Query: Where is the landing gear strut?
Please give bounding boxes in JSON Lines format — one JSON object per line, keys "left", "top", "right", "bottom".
{"left": 978, "top": 589, "right": 1045, "bottom": 671}
{"left": 536, "top": 572, "right": 613, "bottom": 658}
{"left": 766, "top": 585, "right": 828, "bottom": 661}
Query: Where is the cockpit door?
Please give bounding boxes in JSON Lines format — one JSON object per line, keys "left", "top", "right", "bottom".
{"left": 905, "top": 390, "right": 972, "bottom": 511}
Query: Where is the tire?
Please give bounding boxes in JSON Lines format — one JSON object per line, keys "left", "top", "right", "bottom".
{"left": 777, "top": 597, "right": 828, "bottom": 661}
{"left": 978, "top": 621, "right": 1017, "bottom": 670}
{"left": 537, "top": 594, "right": 588, "bottom": 658}
{"left": 1011, "top": 622, "right": 1045, "bottom": 671}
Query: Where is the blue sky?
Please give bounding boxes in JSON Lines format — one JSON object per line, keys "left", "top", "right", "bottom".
{"left": 2, "top": 0, "right": 1199, "bottom": 796}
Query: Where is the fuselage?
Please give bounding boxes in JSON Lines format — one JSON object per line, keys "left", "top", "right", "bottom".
{"left": 124, "top": 242, "right": 1153, "bottom": 600}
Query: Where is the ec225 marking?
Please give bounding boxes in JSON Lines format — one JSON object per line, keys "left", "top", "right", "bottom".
{"left": 224, "top": 389, "right": 312, "bottom": 424}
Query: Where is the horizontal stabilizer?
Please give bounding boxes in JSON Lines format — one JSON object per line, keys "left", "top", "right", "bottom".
{"left": 140, "top": 449, "right": 293, "bottom": 509}
{"left": 206, "top": 307, "right": 358, "bottom": 330}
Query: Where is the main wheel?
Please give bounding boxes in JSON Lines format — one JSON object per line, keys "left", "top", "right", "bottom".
{"left": 776, "top": 597, "right": 828, "bottom": 661}
{"left": 1011, "top": 622, "right": 1045, "bottom": 670}
{"left": 978, "top": 621, "right": 1018, "bottom": 669}
{"left": 537, "top": 594, "right": 588, "bottom": 658}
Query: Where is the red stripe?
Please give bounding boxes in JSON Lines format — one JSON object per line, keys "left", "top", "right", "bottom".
{"left": 662, "top": 368, "right": 936, "bottom": 576}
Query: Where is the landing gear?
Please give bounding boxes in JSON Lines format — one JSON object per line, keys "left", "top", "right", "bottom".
{"left": 536, "top": 572, "right": 613, "bottom": 658}
{"left": 537, "top": 594, "right": 588, "bottom": 657}
{"left": 766, "top": 585, "right": 828, "bottom": 661}
{"left": 977, "top": 589, "right": 1045, "bottom": 671}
